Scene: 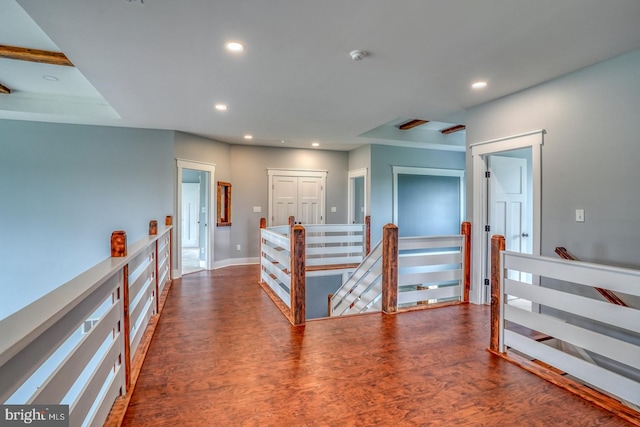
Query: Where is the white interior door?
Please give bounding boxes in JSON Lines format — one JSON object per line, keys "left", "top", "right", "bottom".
{"left": 489, "top": 155, "right": 531, "bottom": 283}
{"left": 269, "top": 170, "right": 326, "bottom": 226}
{"left": 297, "top": 176, "right": 323, "bottom": 224}
{"left": 181, "top": 183, "right": 200, "bottom": 248}
{"left": 272, "top": 176, "right": 297, "bottom": 226}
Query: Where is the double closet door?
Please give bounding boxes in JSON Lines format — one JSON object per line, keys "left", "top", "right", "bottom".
{"left": 268, "top": 170, "right": 327, "bottom": 226}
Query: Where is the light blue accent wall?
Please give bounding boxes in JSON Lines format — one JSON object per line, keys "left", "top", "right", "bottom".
{"left": 369, "top": 144, "right": 466, "bottom": 243}
{"left": 466, "top": 48, "right": 640, "bottom": 269}
{"left": 0, "top": 120, "right": 174, "bottom": 320}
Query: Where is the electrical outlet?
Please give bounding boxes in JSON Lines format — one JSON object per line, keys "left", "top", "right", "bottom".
{"left": 575, "top": 209, "right": 585, "bottom": 222}
{"left": 236, "top": 244, "right": 241, "bottom": 251}
{"left": 253, "top": 206, "right": 261, "bottom": 213}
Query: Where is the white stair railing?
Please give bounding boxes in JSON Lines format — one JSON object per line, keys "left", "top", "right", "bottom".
{"left": 490, "top": 237, "right": 640, "bottom": 410}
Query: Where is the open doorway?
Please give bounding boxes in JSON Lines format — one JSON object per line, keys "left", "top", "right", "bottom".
{"left": 348, "top": 168, "right": 367, "bottom": 224}
{"left": 470, "top": 130, "right": 544, "bottom": 305}
{"left": 392, "top": 166, "right": 464, "bottom": 237}
{"left": 176, "top": 159, "right": 216, "bottom": 277}
{"left": 181, "top": 169, "right": 208, "bottom": 275}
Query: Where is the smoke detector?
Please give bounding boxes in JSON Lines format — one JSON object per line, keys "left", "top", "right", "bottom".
{"left": 350, "top": 50, "right": 367, "bottom": 61}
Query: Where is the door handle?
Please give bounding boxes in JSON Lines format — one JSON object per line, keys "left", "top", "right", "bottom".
{"left": 522, "top": 233, "right": 529, "bottom": 237}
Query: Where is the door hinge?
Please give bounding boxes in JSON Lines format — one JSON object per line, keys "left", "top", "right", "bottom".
{"left": 484, "top": 278, "right": 490, "bottom": 287}
{"left": 485, "top": 171, "right": 491, "bottom": 178}
{"left": 484, "top": 225, "right": 490, "bottom": 232}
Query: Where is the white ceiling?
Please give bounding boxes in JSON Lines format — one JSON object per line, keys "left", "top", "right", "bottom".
{"left": 3, "top": 0, "right": 640, "bottom": 151}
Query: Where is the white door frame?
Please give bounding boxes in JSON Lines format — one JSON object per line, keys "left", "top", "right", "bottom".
{"left": 348, "top": 168, "right": 368, "bottom": 224}
{"left": 267, "top": 169, "right": 327, "bottom": 226}
{"left": 470, "top": 130, "right": 544, "bottom": 304}
{"left": 392, "top": 166, "right": 465, "bottom": 225}
{"left": 176, "top": 159, "right": 216, "bottom": 277}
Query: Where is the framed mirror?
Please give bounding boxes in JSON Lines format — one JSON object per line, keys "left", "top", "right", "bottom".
{"left": 217, "top": 181, "right": 232, "bottom": 226}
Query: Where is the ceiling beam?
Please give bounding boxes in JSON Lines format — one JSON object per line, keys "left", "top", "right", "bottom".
{"left": 441, "top": 124, "right": 466, "bottom": 134}
{"left": 0, "top": 45, "right": 74, "bottom": 67}
{"left": 398, "top": 119, "right": 429, "bottom": 130}
{"left": 0, "top": 82, "right": 10, "bottom": 94}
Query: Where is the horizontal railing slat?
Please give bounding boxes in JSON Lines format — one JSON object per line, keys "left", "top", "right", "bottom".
{"left": 128, "top": 262, "right": 155, "bottom": 306}
{"left": 264, "top": 262, "right": 291, "bottom": 287}
{"left": 130, "top": 294, "right": 154, "bottom": 357}
{"left": 307, "top": 256, "right": 363, "bottom": 266}
{"left": 262, "top": 244, "right": 290, "bottom": 267}
{"left": 306, "top": 245, "right": 363, "bottom": 256}
{"left": 503, "top": 252, "right": 640, "bottom": 296}
{"left": 398, "top": 286, "right": 461, "bottom": 304}
{"left": 263, "top": 275, "right": 291, "bottom": 307}
{"left": 505, "top": 305, "right": 640, "bottom": 371}
{"left": 261, "top": 229, "right": 290, "bottom": 249}
{"left": 70, "top": 336, "right": 122, "bottom": 426}
{"left": 29, "top": 301, "right": 120, "bottom": 405}
{"left": 306, "top": 235, "right": 363, "bottom": 244}
{"left": 504, "top": 279, "right": 638, "bottom": 333}
{"left": 399, "top": 235, "right": 463, "bottom": 251}
{"left": 504, "top": 330, "right": 640, "bottom": 407}
{"left": 304, "top": 224, "right": 364, "bottom": 233}
{"left": 398, "top": 269, "right": 461, "bottom": 286}
{"left": 399, "top": 252, "right": 461, "bottom": 268}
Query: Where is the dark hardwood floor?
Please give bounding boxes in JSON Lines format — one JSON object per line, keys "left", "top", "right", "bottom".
{"left": 121, "top": 265, "right": 631, "bottom": 426}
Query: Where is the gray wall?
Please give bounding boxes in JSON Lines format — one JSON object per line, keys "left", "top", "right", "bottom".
{"left": 369, "top": 144, "right": 466, "bottom": 243}
{"left": 0, "top": 120, "right": 174, "bottom": 319}
{"left": 466, "top": 48, "right": 640, "bottom": 269}
{"left": 230, "top": 145, "right": 349, "bottom": 259}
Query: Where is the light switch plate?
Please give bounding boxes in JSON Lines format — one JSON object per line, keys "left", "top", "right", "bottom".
{"left": 575, "top": 209, "right": 585, "bottom": 222}
{"left": 331, "top": 207, "right": 337, "bottom": 213}
{"left": 253, "top": 206, "right": 261, "bottom": 213}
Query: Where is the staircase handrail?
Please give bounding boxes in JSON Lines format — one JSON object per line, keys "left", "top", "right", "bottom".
{"left": 555, "top": 247, "right": 627, "bottom": 306}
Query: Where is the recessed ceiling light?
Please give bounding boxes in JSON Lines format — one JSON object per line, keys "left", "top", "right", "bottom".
{"left": 311, "top": 142, "right": 320, "bottom": 147}
{"left": 225, "top": 41, "right": 246, "bottom": 52}
{"left": 42, "top": 75, "right": 59, "bottom": 81}
{"left": 215, "top": 104, "right": 228, "bottom": 111}
{"left": 472, "top": 81, "right": 488, "bottom": 89}
{"left": 244, "top": 135, "right": 253, "bottom": 140}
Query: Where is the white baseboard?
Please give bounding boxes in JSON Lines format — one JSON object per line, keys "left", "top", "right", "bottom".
{"left": 213, "top": 257, "right": 259, "bottom": 269}
{"left": 173, "top": 258, "right": 259, "bottom": 279}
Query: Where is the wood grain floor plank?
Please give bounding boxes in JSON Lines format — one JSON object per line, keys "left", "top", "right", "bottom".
{"left": 121, "top": 265, "right": 633, "bottom": 426}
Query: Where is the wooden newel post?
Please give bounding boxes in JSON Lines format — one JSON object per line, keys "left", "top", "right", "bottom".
{"left": 365, "top": 215, "right": 371, "bottom": 255}
{"left": 149, "top": 220, "right": 158, "bottom": 235}
{"left": 290, "top": 225, "right": 306, "bottom": 325}
{"left": 382, "top": 224, "right": 398, "bottom": 314}
{"left": 461, "top": 222, "right": 472, "bottom": 303}
{"left": 289, "top": 215, "right": 296, "bottom": 227}
{"left": 165, "top": 216, "right": 173, "bottom": 279}
{"left": 111, "top": 230, "right": 127, "bottom": 257}
{"left": 490, "top": 235, "right": 505, "bottom": 353}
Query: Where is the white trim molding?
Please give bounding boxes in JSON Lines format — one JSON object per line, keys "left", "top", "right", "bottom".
{"left": 348, "top": 168, "right": 368, "bottom": 224}
{"left": 176, "top": 159, "right": 216, "bottom": 274}
{"left": 392, "top": 166, "right": 465, "bottom": 225}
